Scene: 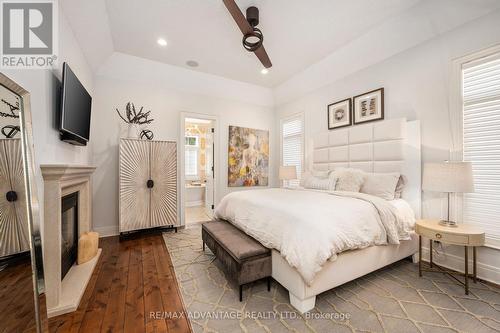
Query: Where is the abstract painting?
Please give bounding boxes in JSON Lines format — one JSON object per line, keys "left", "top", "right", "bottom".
{"left": 228, "top": 125, "right": 269, "bottom": 187}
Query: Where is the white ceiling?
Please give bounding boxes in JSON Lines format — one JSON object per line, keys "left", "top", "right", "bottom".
{"left": 102, "top": 0, "right": 421, "bottom": 87}
{"left": 62, "top": 0, "right": 500, "bottom": 89}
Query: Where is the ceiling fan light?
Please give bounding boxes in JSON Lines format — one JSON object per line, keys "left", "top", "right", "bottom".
{"left": 242, "top": 27, "right": 263, "bottom": 52}
{"left": 261, "top": 68, "right": 269, "bottom": 75}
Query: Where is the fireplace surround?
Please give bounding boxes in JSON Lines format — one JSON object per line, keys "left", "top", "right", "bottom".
{"left": 41, "top": 164, "right": 99, "bottom": 317}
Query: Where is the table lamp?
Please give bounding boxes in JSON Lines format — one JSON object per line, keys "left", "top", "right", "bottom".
{"left": 422, "top": 161, "right": 474, "bottom": 227}
{"left": 279, "top": 166, "right": 297, "bottom": 188}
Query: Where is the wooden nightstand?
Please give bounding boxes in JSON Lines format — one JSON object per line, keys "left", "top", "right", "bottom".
{"left": 415, "top": 219, "right": 485, "bottom": 294}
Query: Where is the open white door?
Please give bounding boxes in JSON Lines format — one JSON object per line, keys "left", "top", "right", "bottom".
{"left": 205, "top": 126, "right": 215, "bottom": 217}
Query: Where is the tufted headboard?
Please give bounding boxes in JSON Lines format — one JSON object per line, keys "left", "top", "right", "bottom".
{"left": 312, "top": 118, "right": 421, "bottom": 217}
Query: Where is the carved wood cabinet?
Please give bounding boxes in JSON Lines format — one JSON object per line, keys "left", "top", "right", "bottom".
{"left": 0, "top": 138, "right": 30, "bottom": 257}
{"left": 119, "top": 139, "right": 178, "bottom": 233}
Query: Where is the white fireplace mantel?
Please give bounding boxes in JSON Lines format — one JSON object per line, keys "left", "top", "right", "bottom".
{"left": 40, "top": 164, "right": 100, "bottom": 317}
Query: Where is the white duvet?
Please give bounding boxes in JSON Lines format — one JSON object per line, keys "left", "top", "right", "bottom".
{"left": 215, "top": 188, "right": 415, "bottom": 285}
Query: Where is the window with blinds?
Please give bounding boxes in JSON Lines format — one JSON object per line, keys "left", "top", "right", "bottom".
{"left": 185, "top": 149, "right": 198, "bottom": 177}
{"left": 462, "top": 52, "right": 500, "bottom": 247}
{"left": 281, "top": 114, "right": 304, "bottom": 186}
{"left": 185, "top": 135, "right": 198, "bottom": 177}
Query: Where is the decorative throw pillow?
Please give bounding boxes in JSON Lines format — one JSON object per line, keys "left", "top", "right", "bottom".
{"left": 394, "top": 175, "right": 407, "bottom": 199}
{"left": 360, "top": 172, "right": 401, "bottom": 200}
{"left": 332, "top": 168, "right": 365, "bottom": 192}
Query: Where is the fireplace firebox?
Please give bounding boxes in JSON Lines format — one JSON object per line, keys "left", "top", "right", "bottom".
{"left": 61, "top": 192, "right": 78, "bottom": 280}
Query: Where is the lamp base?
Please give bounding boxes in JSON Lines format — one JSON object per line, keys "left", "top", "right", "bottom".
{"left": 438, "top": 220, "right": 458, "bottom": 228}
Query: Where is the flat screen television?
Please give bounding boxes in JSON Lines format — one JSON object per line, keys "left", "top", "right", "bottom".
{"left": 59, "top": 62, "right": 92, "bottom": 146}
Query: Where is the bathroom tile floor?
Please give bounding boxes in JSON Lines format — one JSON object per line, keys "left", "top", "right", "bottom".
{"left": 186, "top": 206, "right": 212, "bottom": 224}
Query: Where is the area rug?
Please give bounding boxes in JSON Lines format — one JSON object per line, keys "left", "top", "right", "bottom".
{"left": 163, "top": 225, "right": 500, "bottom": 333}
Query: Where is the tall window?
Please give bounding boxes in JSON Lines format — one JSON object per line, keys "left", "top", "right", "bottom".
{"left": 281, "top": 114, "right": 304, "bottom": 186}
{"left": 185, "top": 135, "right": 198, "bottom": 178}
{"left": 462, "top": 51, "right": 500, "bottom": 247}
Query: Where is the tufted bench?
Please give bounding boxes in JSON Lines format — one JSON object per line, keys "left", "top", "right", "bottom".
{"left": 202, "top": 220, "right": 271, "bottom": 301}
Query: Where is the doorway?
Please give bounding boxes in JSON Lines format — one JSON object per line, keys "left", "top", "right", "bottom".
{"left": 180, "top": 114, "right": 217, "bottom": 226}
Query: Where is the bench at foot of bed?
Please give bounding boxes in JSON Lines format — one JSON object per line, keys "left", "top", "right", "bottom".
{"left": 201, "top": 220, "right": 272, "bottom": 301}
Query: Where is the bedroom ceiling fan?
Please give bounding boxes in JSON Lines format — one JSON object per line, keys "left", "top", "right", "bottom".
{"left": 222, "top": 0, "right": 272, "bottom": 69}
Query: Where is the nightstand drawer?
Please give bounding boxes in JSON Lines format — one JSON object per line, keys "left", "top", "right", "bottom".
{"left": 416, "top": 225, "right": 469, "bottom": 245}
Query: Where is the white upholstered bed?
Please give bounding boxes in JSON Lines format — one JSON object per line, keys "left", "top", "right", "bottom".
{"left": 217, "top": 118, "right": 421, "bottom": 313}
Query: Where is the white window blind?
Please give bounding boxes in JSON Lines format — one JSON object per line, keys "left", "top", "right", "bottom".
{"left": 185, "top": 148, "right": 198, "bottom": 177}
{"left": 185, "top": 135, "right": 199, "bottom": 177}
{"left": 462, "top": 52, "right": 500, "bottom": 247}
{"left": 281, "top": 115, "right": 304, "bottom": 186}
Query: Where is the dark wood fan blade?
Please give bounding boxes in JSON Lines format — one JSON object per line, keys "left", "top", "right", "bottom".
{"left": 255, "top": 45, "right": 272, "bottom": 68}
{"left": 222, "top": 0, "right": 273, "bottom": 68}
{"left": 222, "top": 0, "right": 252, "bottom": 34}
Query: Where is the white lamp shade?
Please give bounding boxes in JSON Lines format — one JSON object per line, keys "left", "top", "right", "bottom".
{"left": 279, "top": 166, "right": 297, "bottom": 180}
{"left": 422, "top": 161, "right": 474, "bottom": 193}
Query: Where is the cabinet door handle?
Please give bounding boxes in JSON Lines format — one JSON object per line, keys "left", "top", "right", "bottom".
{"left": 435, "top": 233, "right": 442, "bottom": 239}
{"left": 147, "top": 179, "right": 154, "bottom": 188}
{"left": 6, "top": 190, "right": 18, "bottom": 202}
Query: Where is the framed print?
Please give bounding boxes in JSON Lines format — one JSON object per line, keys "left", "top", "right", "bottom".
{"left": 353, "top": 88, "right": 384, "bottom": 124}
{"left": 327, "top": 98, "right": 352, "bottom": 130}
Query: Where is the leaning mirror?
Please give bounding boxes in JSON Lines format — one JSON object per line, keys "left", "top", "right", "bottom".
{"left": 0, "top": 73, "right": 48, "bottom": 332}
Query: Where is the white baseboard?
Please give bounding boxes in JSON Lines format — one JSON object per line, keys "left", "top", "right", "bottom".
{"left": 93, "top": 225, "right": 119, "bottom": 238}
{"left": 421, "top": 246, "right": 500, "bottom": 285}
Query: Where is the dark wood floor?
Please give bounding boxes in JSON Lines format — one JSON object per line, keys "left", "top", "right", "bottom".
{"left": 49, "top": 233, "right": 191, "bottom": 333}
{"left": 0, "top": 255, "right": 39, "bottom": 333}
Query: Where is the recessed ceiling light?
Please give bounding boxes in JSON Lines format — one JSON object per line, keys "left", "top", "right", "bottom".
{"left": 186, "top": 60, "right": 199, "bottom": 67}
{"left": 261, "top": 68, "right": 269, "bottom": 75}
{"left": 157, "top": 38, "right": 167, "bottom": 47}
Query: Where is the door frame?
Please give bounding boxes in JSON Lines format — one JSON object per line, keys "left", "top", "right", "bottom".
{"left": 179, "top": 112, "right": 219, "bottom": 226}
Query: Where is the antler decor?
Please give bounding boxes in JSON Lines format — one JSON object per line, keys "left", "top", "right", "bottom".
{"left": 116, "top": 102, "right": 154, "bottom": 125}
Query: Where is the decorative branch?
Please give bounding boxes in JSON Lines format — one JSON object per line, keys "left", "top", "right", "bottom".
{"left": 0, "top": 98, "right": 20, "bottom": 118}
{"left": 1, "top": 125, "right": 20, "bottom": 138}
{"left": 116, "top": 102, "right": 154, "bottom": 125}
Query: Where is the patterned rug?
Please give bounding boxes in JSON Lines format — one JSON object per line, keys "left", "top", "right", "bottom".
{"left": 163, "top": 225, "right": 500, "bottom": 333}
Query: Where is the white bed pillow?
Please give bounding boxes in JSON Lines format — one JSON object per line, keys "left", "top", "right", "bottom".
{"left": 361, "top": 172, "right": 401, "bottom": 200}
{"left": 300, "top": 170, "right": 328, "bottom": 186}
{"left": 299, "top": 171, "right": 310, "bottom": 187}
{"left": 332, "top": 168, "right": 365, "bottom": 192}
{"left": 311, "top": 170, "right": 330, "bottom": 178}
{"left": 301, "top": 171, "right": 336, "bottom": 190}
{"left": 394, "top": 175, "right": 407, "bottom": 199}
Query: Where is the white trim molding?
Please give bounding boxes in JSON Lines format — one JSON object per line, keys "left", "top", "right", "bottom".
{"left": 179, "top": 112, "right": 219, "bottom": 226}
{"left": 93, "top": 225, "right": 119, "bottom": 238}
{"left": 450, "top": 43, "right": 500, "bottom": 248}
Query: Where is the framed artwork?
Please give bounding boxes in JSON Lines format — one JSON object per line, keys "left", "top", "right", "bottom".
{"left": 327, "top": 98, "right": 352, "bottom": 130}
{"left": 228, "top": 125, "right": 269, "bottom": 187}
{"left": 353, "top": 88, "right": 384, "bottom": 124}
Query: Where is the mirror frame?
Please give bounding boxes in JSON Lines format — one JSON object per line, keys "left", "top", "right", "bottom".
{"left": 0, "top": 72, "right": 48, "bottom": 332}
